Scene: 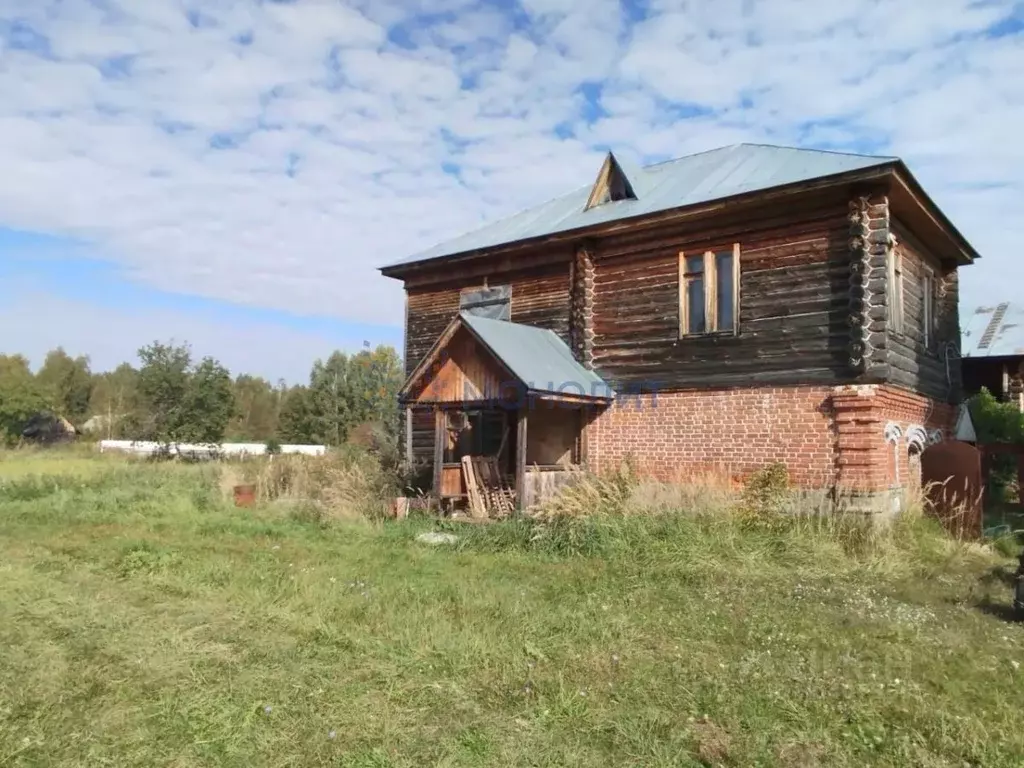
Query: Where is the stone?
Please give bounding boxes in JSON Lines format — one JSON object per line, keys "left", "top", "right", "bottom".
{"left": 416, "top": 532, "right": 459, "bottom": 546}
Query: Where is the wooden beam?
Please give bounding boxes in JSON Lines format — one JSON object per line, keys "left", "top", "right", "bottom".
{"left": 515, "top": 408, "right": 529, "bottom": 512}
{"left": 432, "top": 408, "right": 445, "bottom": 498}
{"left": 404, "top": 406, "right": 413, "bottom": 467}
{"left": 732, "top": 241, "right": 741, "bottom": 335}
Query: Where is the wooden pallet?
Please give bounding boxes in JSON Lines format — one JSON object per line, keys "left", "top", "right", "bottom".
{"left": 461, "top": 456, "right": 516, "bottom": 518}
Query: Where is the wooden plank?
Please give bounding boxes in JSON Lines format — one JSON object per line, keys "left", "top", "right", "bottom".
{"left": 461, "top": 456, "right": 487, "bottom": 518}
{"left": 516, "top": 410, "right": 528, "bottom": 512}
{"left": 732, "top": 241, "right": 741, "bottom": 335}
{"left": 432, "top": 408, "right": 445, "bottom": 498}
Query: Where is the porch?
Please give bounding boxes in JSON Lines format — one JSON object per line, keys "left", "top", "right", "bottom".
{"left": 399, "top": 312, "right": 613, "bottom": 515}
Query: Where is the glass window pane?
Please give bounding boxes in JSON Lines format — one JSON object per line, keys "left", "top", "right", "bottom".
{"left": 687, "top": 277, "right": 705, "bottom": 333}
{"left": 685, "top": 255, "right": 704, "bottom": 274}
{"left": 716, "top": 252, "right": 734, "bottom": 330}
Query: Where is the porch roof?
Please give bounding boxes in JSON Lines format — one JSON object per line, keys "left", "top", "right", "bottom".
{"left": 400, "top": 312, "right": 615, "bottom": 404}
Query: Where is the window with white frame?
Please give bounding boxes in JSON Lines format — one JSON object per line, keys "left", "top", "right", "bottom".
{"left": 678, "top": 245, "right": 740, "bottom": 336}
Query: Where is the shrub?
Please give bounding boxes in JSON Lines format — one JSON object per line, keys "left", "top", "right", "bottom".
{"left": 736, "top": 462, "right": 791, "bottom": 531}
{"left": 237, "top": 447, "right": 402, "bottom": 523}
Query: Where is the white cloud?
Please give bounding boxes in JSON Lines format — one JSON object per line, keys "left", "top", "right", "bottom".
{"left": 0, "top": 0, "right": 1020, "bottom": 344}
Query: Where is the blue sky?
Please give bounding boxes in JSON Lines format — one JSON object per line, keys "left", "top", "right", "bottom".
{"left": 1, "top": 0, "right": 1022, "bottom": 381}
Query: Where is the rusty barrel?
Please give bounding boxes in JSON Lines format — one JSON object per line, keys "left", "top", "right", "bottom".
{"left": 233, "top": 484, "right": 257, "bottom": 508}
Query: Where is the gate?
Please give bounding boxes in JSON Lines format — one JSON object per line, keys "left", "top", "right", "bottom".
{"left": 920, "top": 440, "right": 983, "bottom": 539}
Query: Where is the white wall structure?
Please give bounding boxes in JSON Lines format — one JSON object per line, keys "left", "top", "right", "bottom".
{"left": 98, "top": 441, "right": 327, "bottom": 458}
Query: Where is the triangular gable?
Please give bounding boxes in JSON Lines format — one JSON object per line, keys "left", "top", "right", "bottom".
{"left": 400, "top": 313, "right": 614, "bottom": 405}
{"left": 584, "top": 151, "right": 638, "bottom": 210}
{"left": 401, "top": 321, "right": 518, "bottom": 404}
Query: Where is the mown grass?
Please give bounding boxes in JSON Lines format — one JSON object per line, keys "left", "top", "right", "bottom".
{"left": 1, "top": 451, "right": 1023, "bottom": 767}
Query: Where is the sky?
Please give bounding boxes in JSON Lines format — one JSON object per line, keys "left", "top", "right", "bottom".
{"left": 0, "top": 0, "right": 1022, "bottom": 383}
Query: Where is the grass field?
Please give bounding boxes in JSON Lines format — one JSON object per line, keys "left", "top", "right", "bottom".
{"left": 1, "top": 451, "right": 1022, "bottom": 767}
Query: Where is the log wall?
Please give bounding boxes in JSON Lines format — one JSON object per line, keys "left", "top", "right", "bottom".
{"left": 590, "top": 193, "right": 858, "bottom": 390}
{"left": 887, "top": 217, "right": 962, "bottom": 401}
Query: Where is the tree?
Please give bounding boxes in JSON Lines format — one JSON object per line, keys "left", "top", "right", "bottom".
{"left": 181, "top": 357, "right": 235, "bottom": 443}
{"left": 136, "top": 341, "right": 192, "bottom": 441}
{"left": 308, "top": 352, "right": 353, "bottom": 446}
{"left": 35, "top": 347, "right": 93, "bottom": 424}
{"left": 228, "top": 374, "right": 281, "bottom": 441}
{"left": 88, "top": 363, "right": 140, "bottom": 438}
{"left": 968, "top": 387, "right": 1024, "bottom": 443}
{"left": 0, "top": 354, "right": 46, "bottom": 444}
{"left": 134, "top": 341, "right": 235, "bottom": 444}
{"left": 347, "top": 344, "right": 403, "bottom": 439}
{"left": 277, "top": 385, "right": 315, "bottom": 444}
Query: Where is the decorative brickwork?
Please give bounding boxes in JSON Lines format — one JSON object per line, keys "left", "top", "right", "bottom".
{"left": 874, "top": 385, "right": 955, "bottom": 489}
{"left": 588, "top": 383, "right": 955, "bottom": 495}
{"left": 570, "top": 246, "right": 595, "bottom": 370}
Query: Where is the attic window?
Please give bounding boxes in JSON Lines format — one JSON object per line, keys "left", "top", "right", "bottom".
{"left": 460, "top": 284, "right": 511, "bottom": 321}
{"left": 585, "top": 152, "right": 637, "bottom": 211}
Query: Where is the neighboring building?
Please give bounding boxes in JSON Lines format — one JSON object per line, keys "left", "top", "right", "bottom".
{"left": 961, "top": 302, "right": 1024, "bottom": 410}
{"left": 380, "top": 143, "right": 979, "bottom": 509}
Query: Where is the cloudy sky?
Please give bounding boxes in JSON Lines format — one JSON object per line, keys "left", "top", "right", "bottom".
{"left": 0, "top": 0, "right": 1021, "bottom": 382}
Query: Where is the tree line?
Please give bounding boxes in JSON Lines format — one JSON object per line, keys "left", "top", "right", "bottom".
{"left": 0, "top": 341, "right": 404, "bottom": 447}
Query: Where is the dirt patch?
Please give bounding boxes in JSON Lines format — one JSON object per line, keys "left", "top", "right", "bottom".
{"left": 692, "top": 716, "right": 731, "bottom": 766}
{"left": 776, "top": 742, "right": 826, "bottom": 768}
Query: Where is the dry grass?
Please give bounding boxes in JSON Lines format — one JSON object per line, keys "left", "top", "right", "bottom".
{"left": 225, "top": 448, "right": 401, "bottom": 522}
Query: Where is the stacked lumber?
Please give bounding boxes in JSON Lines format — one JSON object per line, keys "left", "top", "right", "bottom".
{"left": 460, "top": 456, "right": 516, "bottom": 518}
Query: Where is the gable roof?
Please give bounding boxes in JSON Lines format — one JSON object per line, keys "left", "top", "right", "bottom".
{"left": 962, "top": 302, "right": 1024, "bottom": 359}
{"left": 400, "top": 311, "right": 614, "bottom": 403}
{"left": 383, "top": 143, "right": 898, "bottom": 271}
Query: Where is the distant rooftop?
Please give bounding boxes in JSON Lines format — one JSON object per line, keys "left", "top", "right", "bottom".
{"left": 382, "top": 143, "right": 898, "bottom": 270}
{"left": 962, "top": 302, "right": 1024, "bottom": 359}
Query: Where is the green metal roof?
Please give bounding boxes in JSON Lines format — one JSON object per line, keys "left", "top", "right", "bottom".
{"left": 460, "top": 312, "right": 613, "bottom": 400}
{"left": 382, "top": 143, "right": 898, "bottom": 270}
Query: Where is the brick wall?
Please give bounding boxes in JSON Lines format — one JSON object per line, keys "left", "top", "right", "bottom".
{"left": 588, "top": 385, "right": 839, "bottom": 488}
{"left": 586, "top": 383, "right": 955, "bottom": 493}
{"left": 874, "top": 385, "right": 956, "bottom": 490}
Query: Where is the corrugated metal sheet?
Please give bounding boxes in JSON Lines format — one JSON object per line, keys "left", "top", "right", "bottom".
{"left": 384, "top": 143, "right": 895, "bottom": 268}
{"left": 461, "top": 312, "right": 613, "bottom": 399}
{"left": 961, "top": 302, "right": 1024, "bottom": 358}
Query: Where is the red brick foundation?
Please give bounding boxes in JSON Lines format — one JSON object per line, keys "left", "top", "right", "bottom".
{"left": 587, "top": 383, "right": 955, "bottom": 494}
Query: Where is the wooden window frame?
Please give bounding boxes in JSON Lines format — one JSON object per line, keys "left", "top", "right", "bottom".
{"left": 888, "top": 248, "right": 905, "bottom": 335}
{"left": 460, "top": 284, "right": 512, "bottom": 321}
{"left": 678, "top": 244, "right": 741, "bottom": 337}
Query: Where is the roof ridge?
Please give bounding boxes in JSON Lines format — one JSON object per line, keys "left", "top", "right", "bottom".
{"left": 641, "top": 144, "right": 742, "bottom": 170}
{"left": 737, "top": 142, "right": 896, "bottom": 161}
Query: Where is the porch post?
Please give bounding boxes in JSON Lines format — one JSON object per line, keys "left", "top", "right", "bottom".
{"left": 516, "top": 408, "right": 528, "bottom": 512}
{"left": 432, "top": 407, "right": 445, "bottom": 498}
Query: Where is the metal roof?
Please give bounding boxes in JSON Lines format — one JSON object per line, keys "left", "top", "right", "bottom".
{"left": 383, "top": 143, "right": 896, "bottom": 269}
{"left": 461, "top": 312, "right": 613, "bottom": 399}
{"left": 961, "top": 302, "right": 1024, "bottom": 358}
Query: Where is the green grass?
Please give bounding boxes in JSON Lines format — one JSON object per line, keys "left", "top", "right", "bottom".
{"left": 1, "top": 452, "right": 1023, "bottom": 767}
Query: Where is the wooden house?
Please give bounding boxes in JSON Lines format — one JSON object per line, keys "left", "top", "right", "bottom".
{"left": 962, "top": 302, "right": 1024, "bottom": 411}
{"left": 381, "top": 143, "right": 979, "bottom": 511}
